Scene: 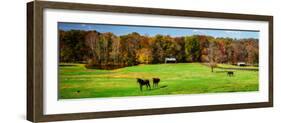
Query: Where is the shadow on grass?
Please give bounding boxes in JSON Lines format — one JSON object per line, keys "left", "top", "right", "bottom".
{"left": 149, "top": 85, "right": 168, "bottom": 91}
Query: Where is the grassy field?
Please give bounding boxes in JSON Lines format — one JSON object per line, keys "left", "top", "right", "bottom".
{"left": 59, "top": 63, "right": 259, "bottom": 99}
{"left": 217, "top": 64, "right": 258, "bottom": 69}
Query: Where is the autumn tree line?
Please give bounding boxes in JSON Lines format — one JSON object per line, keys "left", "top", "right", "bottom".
{"left": 59, "top": 30, "right": 259, "bottom": 69}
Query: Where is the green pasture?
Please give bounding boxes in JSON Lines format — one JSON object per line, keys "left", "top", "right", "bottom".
{"left": 217, "top": 64, "right": 258, "bottom": 69}
{"left": 59, "top": 63, "right": 259, "bottom": 99}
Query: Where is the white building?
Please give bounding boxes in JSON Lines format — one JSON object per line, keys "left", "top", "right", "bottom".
{"left": 165, "top": 57, "right": 177, "bottom": 63}
{"left": 237, "top": 62, "right": 246, "bottom": 66}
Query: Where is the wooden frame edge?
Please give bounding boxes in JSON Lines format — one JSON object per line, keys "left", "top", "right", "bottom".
{"left": 27, "top": 1, "right": 34, "bottom": 122}
{"left": 268, "top": 16, "right": 274, "bottom": 107}
{"left": 27, "top": 1, "right": 45, "bottom": 122}
{"left": 38, "top": 102, "right": 271, "bottom": 122}
{"left": 37, "top": 1, "right": 273, "bottom": 21}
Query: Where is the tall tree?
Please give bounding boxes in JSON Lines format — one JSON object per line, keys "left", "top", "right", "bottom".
{"left": 185, "top": 36, "right": 200, "bottom": 62}
{"left": 85, "top": 31, "right": 101, "bottom": 65}
{"left": 208, "top": 41, "right": 220, "bottom": 72}
{"left": 151, "top": 35, "right": 165, "bottom": 63}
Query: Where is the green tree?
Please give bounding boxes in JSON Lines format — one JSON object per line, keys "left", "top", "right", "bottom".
{"left": 185, "top": 36, "right": 200, "bottom": 62}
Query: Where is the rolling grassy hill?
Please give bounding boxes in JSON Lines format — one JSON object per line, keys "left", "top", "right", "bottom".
{"left": 59, "top": 63, "right": 259, "bottom": 99}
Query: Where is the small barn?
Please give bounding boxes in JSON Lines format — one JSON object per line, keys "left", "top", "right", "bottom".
{"left": 165, "top": 57, "right": 177, "bottom": 63}
{"left": 237, "top": 62, "right": 246, "bottom": 66}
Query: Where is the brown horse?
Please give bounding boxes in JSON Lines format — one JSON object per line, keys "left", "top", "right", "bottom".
{"left": 136, "top": 78, "right": 151, "bottom": 91}
{"left": 153, "top": 78, "right": 160, "bottom": 88}
{"left": 227, "top": 71, "right": 234, "bottom": 77}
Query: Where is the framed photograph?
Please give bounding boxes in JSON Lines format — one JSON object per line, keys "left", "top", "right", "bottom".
{"left": 27, "top": 1, "right": 273, "bottom": 122}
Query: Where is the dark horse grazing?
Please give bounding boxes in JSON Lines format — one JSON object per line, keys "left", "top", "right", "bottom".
{"left": 227, "top": 71, "right": 234, "bottom": 77}
{"left": 136, "top": 78, "right": 151, "bottom": 91}
{"left": 152, "top": 78, "right": 160, "bottom": 88}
